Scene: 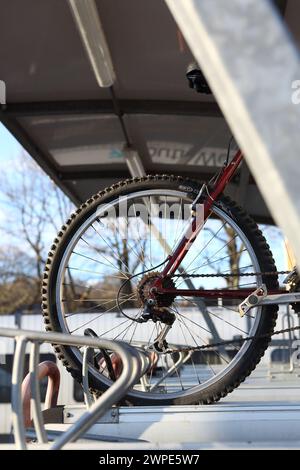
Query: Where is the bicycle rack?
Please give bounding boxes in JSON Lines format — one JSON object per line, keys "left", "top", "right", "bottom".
{"left": 2, "top": 325, "right": 300, "bottom": 450}
{"left": 0, "top": 327, "right": 149, "bottom": 450}
{"left": 268, "top": 307, "right": 300, "bottom": 378}
{"left": 22, "top": 360, "right": 60, "bottom": 428}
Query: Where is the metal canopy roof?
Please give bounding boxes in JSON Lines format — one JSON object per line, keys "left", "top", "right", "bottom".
{"left": 0, "top": 0, "right": 295, "bottom": 223}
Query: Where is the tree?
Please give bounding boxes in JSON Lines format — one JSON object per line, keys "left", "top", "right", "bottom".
{"left": 0, "top": 246, "right": 36, "bottom": 314}
{"left": 0, "top": 152, "right": 74, "bottom": 313}
{"left": 202, "top": 224, "right": 245, "bottom": 289}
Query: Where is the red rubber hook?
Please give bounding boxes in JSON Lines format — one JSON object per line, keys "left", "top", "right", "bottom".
{"left": 21, "top": 361, "right": 60, "bottom": 428}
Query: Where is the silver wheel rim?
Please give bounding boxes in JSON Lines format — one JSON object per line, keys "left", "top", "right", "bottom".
{"left": 55, "top": 189, "right": 263, "bottom": 401}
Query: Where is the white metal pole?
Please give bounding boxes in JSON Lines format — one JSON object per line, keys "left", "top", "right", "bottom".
{"left": 165, "top": 0, "right": 300, "bottom": 267}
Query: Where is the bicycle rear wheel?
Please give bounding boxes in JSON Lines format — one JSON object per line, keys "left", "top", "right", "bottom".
{"left": 42, "top": 175, "right": 278, "bottom": 405}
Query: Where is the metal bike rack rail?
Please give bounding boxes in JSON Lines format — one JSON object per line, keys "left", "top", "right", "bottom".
{"left": 0, "top": 327, "right": 147, "bottom": 450}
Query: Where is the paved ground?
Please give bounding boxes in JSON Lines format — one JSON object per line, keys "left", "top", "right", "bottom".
{"left": 3, "top": 365, "right": 300, "bottom": 449}
{"left": 45, "top": 367, "right": 300, "bottom": 449}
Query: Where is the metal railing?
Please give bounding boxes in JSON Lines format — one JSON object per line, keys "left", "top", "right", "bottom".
{"left": 0, "top": 327, "right": 149, "bottom": 450}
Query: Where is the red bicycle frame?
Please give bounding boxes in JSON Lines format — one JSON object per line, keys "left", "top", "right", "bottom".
{"left": 154, "top": 149, "right": 283, "bottom": 300}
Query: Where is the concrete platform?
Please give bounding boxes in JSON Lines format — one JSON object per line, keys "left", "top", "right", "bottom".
{"left": 41, "top": 370, "right": 300, "bottom": 449}
{"left": 2, "top": 441, "right": 300, "bottom": 450}
{"left": 1, "top": 367, "right": 298, "bottom": 450}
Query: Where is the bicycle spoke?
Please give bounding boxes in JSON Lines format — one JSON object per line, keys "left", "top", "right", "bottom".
{"left": 175, "top": 311, "right": 231, "bottom": 366}
{"left": 72, "top": 250, "right": 130, "bottom": 275}
{"left": 176, "top": 313, "right": 218, "bottom": 374}
{"left": 179, "top": 222, "right": 227, "bottom": 278}
{"left": 91, "top": 222, "right": 133, "bottom": 275}
{"left": 69, "top": 295, "right": 137, "bottom": 332}
{"left": 80, "top": 235, "right": 130, "bottom": 277}
{"left": 67, "top": 266, "right": 128, "bottom": 280}
{"left": 175, "top": 312, "right": 202, "bottom": 384}
{"left": 55, "top": 186, "right": 266, "bottom": 401}
{"left": 174, "top": 297, "right": 243, "bottom": 350}
{"left": 206, "top": 309, "right": 248, "bottom": 335}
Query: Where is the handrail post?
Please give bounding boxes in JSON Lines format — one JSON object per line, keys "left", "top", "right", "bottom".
{"left": 82, "top": 346, "right": 94, "bottom": 408}
{"left": 29, "top": 342, "right": 48, "bottom": 444}
{"left": 12, "top": 336, "right": 27, "bottom": 450}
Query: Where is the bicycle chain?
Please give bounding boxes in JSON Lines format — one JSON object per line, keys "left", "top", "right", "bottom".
{"left": 171, "top": 270, "right": 290, "bottom": 279}
{"left": 170, "top": 325, "right": 300, "bottom": 353}
{"left": 165, "top": 269, "right": 300, "bottom": 353}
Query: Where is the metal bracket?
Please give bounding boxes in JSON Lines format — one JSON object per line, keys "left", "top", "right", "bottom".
{"left": 239, "top": 285, "right": 268, "bottom": 317}
{"left": 239, "top": 285, "right": 300, "bottom": 316}
{"left": 64, "top": 406, "right": 119, "bottom": 424}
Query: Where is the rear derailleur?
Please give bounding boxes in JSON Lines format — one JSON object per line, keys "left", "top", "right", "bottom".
{"left": 139, "top": 299, "right": 175, "bottom": 354}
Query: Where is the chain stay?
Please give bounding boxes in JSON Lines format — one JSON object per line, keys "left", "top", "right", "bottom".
{"left": 165, "top": 269, "right": 299, "bottom": 354}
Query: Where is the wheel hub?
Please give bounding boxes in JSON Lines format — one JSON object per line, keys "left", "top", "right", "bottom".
{"left": 137, "top": 272, "right": 176, "bottom": 308}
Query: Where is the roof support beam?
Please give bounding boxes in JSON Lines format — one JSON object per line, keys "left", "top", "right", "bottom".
{"left": 68, "top": 0, "right": 116, "bottom": 87}
{"left": 1, "top": 100, "right": 222, "bottom": 118}
{"left": 123, "top": 147, "right": 146, "bottom": 179}
{"left": 166, "top": 0, "right": 300, "bottom": 267}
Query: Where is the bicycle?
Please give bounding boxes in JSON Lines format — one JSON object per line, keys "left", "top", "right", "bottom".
{"left": 42, "top": 68, "right": 300, "bottom": 406}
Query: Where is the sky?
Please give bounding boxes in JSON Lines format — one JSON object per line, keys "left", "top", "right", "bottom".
{"left": 0, "top": 123, "right": 68, "bottom": 251}
{"left": 0, "top": 123, "right": 23, "bottom": 164}
{"left": 0, "top": 124, "right": 23, "bottom": 224}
